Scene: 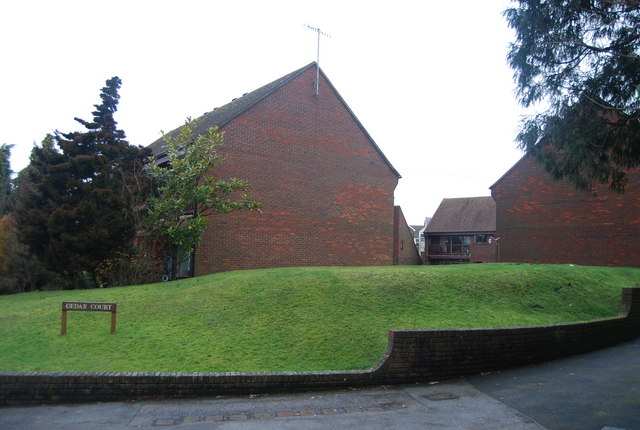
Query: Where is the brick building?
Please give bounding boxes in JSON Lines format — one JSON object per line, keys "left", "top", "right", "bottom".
{"left": 490, "top": 155, "right": 640, "bottom": 267}
{"left": 423, "top": 197, "right": 498, "bottom": 264}
{"left": 150, "top": 63, "right": 421, "bottom": 276}
{"left": 393, "top": 206, "right": 422, "bottom": 265}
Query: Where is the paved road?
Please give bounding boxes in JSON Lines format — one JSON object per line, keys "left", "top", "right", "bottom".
{"left": 469, "top": 337, "right": 640, "bottom": 430}
{"left": 0, "top": 338, "right": 638, "bottom": 429}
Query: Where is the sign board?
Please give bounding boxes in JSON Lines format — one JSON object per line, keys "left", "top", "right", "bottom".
{"left": 61, "top": 301, "right": 117, "bottom": 335}
{"left": 62, "top": 301, "right": 116, "bottom": 312}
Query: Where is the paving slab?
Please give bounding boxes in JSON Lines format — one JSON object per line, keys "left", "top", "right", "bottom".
{"left": 0, "top": 380, "right": 542, "bottom": 429}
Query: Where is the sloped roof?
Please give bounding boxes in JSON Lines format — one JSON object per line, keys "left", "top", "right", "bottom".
{"left": 425, "top": 196, "right": 496, "bottom": 234}
{"left": 148, "top": 62, "right": 400, "bottom": 178}
{"left": 148, "top": 63, "right": 313, "bottom": 156}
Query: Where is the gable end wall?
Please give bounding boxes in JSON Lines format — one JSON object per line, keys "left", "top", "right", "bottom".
{"left": 195, "top": 67, "right": 400, "bottom": 275}
{"left": 491, "top": 156, "right": 640, "bottom": 267}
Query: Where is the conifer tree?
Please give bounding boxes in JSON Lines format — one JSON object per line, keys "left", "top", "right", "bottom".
{"left": 0, "top": 144, "right": 13, "bottom": 217}
{"left": 505, "top": 0, "right": 640, "bottom": 191}
{"left": 14, "top": 78, "right": 150, "bottom": 287}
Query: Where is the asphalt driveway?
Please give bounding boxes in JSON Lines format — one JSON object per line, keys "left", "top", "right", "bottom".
{"left": 469, "top": 337, "right": 640, "bottom": 430}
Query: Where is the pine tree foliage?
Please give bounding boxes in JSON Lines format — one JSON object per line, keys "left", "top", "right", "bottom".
{"left": 14, "top": 78, "right": 150, "bottom": 287}
{"left": 14, "top": 134, "right": 65, "bottom": 268}
{"left": 144, "top": 118, "right": 262, "bottom": 278}
{"left": 0, "top": 144, "right": 13, "bottom": 217}
{"left": 0, "top": 214, "right": 42, "bottom": 294}
{"left": 505, "top": 0, "right": 640, "bottom": 191}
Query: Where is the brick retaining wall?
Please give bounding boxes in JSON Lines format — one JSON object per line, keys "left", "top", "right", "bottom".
{"left": 1, "top": 287, "right": 638, "bottom": 405}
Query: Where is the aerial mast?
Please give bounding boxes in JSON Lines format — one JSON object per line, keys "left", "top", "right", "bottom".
{"left": 305, "top": 25, "right": 331, "bottom": 96}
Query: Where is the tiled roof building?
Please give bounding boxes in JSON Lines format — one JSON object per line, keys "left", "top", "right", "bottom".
{"left": 424, "top": 197, "right": 497, "bottom": 264}
{"left": 150, "top": 63, "right": 420, "bottom": 276}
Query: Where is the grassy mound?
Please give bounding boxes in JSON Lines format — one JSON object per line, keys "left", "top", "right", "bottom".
{"left": 1, "top": 264, "right": 638, "bottom": 373}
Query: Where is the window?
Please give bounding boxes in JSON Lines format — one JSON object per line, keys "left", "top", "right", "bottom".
{"left": 475, "top": 235, "right": 489, "bottom": 244}
{"left": 428, "top": 235, "right": 470, "bottom": 254}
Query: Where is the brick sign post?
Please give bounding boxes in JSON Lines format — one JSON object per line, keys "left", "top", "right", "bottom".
{"left": 61, "top": 302, "right": 117, "bottom": 335}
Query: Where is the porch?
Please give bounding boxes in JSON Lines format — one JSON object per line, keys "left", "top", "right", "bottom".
{"left": 426, "top": 235, "right": 471, "bottom": 260}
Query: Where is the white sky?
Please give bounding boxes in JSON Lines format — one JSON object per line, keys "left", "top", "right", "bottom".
{"left": 0, "top": 0, "right": 526, "bottom": 225}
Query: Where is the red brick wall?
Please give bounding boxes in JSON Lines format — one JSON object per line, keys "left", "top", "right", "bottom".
{"left": 393, "top": 206, "right": 422, "bottom": 265}
{"left": 491, "top": 156, "right": 640, "bottom": 267}
{"left": 194, "top": 67, "right": 399, "bottom": 275}
{"left": 469, "top": 239, "right": 497, "bottom": 263}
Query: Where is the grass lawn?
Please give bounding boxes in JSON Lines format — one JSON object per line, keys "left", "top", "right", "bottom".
{"left": 1, "top": 263, "right": 639, "bottom": 373}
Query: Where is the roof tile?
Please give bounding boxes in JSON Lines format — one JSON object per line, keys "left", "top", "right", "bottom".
{"left": 425, "top": 196, "right": 495, "bottom": 234}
